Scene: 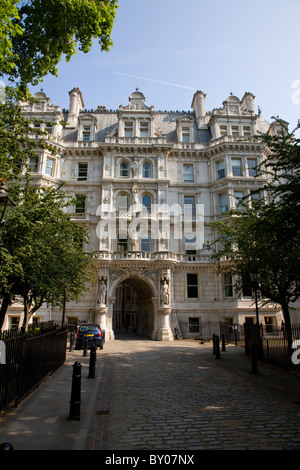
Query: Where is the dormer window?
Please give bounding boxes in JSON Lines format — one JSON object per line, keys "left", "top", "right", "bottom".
{"left": 176, "top": 116, "right": 193, "bottom": 143}
{"left": 140, "top": 121, "right": 149, "bottom": 138}
{"left": 78, "top": 115, "right": 97, "bottom": 142}
{"left": 82, "top": 126, "right": 91, "bottom": 142}
{"left": 124, "top": 121, "right": 133, "bottom": 138}
{"left": 182, "top": 127, "right": 190, "bottom": 143}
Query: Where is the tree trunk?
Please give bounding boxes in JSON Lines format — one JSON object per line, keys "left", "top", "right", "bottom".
{"left": 23, "top": 292, "right": 30, "bottom": 331}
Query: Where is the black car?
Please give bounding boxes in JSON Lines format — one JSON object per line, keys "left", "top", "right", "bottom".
{"left": 75, "top": 323, "right": 105, "bottom": 350}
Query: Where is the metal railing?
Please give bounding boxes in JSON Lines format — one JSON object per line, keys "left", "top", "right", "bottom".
{"left": 0, "top": 324, "right": 67, "bottom": 412}
{"left": 244, "top": 322, "right": 300, "bottom": 371}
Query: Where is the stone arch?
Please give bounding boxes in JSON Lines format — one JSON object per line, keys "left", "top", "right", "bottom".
{"left": 109, "top": 274, "right": 158, "bottom": 339}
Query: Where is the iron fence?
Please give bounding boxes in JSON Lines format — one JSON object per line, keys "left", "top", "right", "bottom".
{"left": 0, "top": 324, "right": 67, "bottom": 412}
{"left": 176, "top": 320, "right": 245, "bottom": 344}
{"left": 244, "top": 322, "right": 300, "bottom": 372}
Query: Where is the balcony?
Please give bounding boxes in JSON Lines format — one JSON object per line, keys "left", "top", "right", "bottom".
{"left": 104, "top": 136, "right": 167, "bottom": 145}
{"left": 95, "top": 251, "right": 212, "bottom": 264}
{"left": 70, "top": 212, "right": 89, "bottom": 221}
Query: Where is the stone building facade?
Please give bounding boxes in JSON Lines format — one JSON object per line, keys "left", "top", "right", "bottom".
{"left": 4, "top": 87, "right": 298, "bottom": 338}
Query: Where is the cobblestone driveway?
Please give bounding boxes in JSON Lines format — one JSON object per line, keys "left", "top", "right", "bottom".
{"left": 84, "top": 335, "right": 300, "bottom": 451}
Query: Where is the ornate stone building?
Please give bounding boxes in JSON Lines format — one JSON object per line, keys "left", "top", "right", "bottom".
{"left": 4, "top": 87, "right": 297, "bottom": 338}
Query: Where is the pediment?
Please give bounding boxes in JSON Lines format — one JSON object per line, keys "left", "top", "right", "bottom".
{"left": 176, "top": 114, "right": 194, "bottom": 125}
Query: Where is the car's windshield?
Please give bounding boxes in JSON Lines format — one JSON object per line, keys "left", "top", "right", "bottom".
{"left": 79, "top": 325, "right": 99, "bottom": 333}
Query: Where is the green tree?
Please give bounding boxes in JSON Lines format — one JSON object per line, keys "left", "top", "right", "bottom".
{"left": 209, "top": 130, "right": 300, "bottom": 354}
{"left": 0, "top": 184, "right": 95, "bottom": 331}
{"left": 0, "top": 1, "right": 23, "bottom": 77}
{"left": 1, "top": 0, "right": 118, "bottom": 89}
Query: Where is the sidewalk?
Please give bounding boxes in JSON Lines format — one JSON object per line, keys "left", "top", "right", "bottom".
{"left": 0, "top": 337, "right": 300, "bottom": 451}
{"left": 0, "top": 347, "right": 103, "bottom": 450}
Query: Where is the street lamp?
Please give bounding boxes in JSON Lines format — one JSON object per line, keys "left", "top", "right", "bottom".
{"left": 0, "top": 181, "right": 16, "bottom": 225}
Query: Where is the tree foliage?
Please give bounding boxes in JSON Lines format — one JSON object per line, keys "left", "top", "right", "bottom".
{"left": 1, "top": 0, "right": 118, "bottom": 88}
{"left": 0, "top": 0, "right": 118, "bottom": 330}
{"left": 0, "top": 1, "right": 23, "bottom": 76}
{"left": 0, "top": 183, "right": 96, "bottom": 330}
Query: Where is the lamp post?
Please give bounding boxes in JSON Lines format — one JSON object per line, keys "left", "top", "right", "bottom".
{"left": 250, "top": 271, "right": 262, "bottom": 359}
{"left": 0, "top": 181, "right": 16, "bottom": 226}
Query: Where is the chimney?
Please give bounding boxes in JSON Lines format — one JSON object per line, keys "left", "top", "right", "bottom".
{"left": 241, "top": 92, "right": 255, "bottom": 114}
{"left": 67, "top": 87, "right": 84, "bottom": 128}
{"left": 191, "top": 90, "right": 206, "bottom": 128}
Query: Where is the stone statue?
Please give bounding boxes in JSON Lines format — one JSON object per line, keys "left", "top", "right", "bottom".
{"left": 132, "top": 159, "right": 139, "bottom": 177}
{"left": 98, "top": 280, "right": 107, "bottom": 305}
{"left": 161, "top": 281, "right": 169, "bottom": 305}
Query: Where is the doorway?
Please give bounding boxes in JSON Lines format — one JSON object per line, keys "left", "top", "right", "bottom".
{"left": 113, "top": 278, "right": 155, "bottom": 338}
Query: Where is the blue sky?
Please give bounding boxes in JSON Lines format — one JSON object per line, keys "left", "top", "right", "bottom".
{"left": 30, "top": 0, "right": 300, "bottom": 130}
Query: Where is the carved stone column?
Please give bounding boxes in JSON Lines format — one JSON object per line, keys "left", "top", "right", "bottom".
{"left": 94, "top": 306, "right": 108, "bottom": 333}
{"left": 157, "top": 306, "right": 173, "bottom": 341}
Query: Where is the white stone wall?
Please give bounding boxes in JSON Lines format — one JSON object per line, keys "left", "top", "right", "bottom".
{"left": 3, "top": 88, "right": 298, "bottom": 336}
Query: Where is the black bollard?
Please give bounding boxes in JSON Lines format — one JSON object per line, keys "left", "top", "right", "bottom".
{"left": 88, "top": 342, "right": 96, "bottom": 378}
{"left": 0, "top": 443, "right": 14, "bottom": 450}
{"left": 215, "top": 335, "right": 221, "bottom": 359}
{"left": 221, "top": 333, "right": 226, "bottom": 352}
{"left": 68, "top": 361, "right": 81, "bottom": 420}
{"left": 212, "top": 334, "right": 216, "bottom": 354}
{"left": 83, "top": 335, "right": 88, "bottom": 357}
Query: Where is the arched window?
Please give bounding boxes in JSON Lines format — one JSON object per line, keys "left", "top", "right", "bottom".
{"left": 120, "top": 161, "right": 129, "bottom": 177}
{"left": 142, "top": 161, "right": 152, "bottom": 178}
{"left": 142, "top": 194, "right": 152, "bottom": 212}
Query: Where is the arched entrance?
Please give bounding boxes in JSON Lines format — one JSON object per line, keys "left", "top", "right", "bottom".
{"left": 113, "top": 278, "right": 154, "bottom": 338}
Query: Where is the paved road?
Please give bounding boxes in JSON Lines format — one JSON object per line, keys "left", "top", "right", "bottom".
{"left": 1, "top": 334, "right": 300, "bottom": 452}
{"left": 83, "top": 334, "right": 300, "bottom": 451}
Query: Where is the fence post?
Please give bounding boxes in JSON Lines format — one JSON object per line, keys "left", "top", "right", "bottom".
{"left": 88, "top": 342, "right": 96, "bottom": 378}
{"left": 68, "top": 361, "right": 81, "bottom": 420}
